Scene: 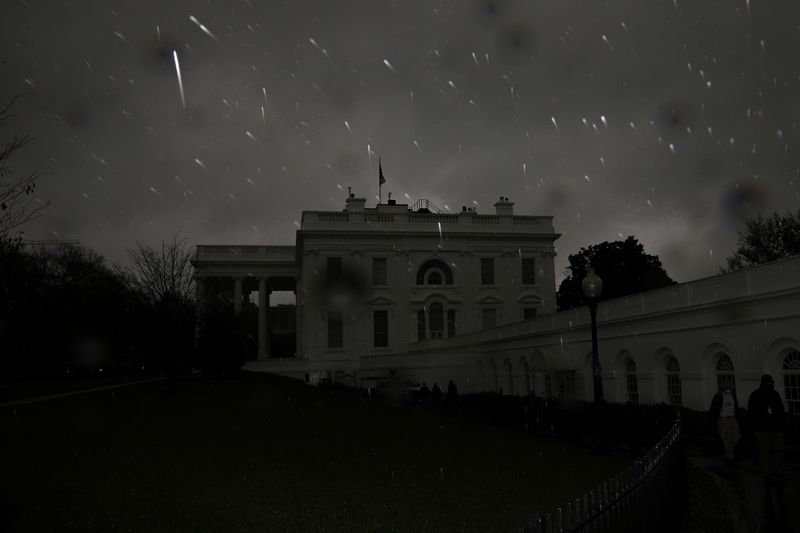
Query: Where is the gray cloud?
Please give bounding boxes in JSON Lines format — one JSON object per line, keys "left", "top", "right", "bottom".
{"left": 1, "top": 0, "right": 798, "bottom": 281}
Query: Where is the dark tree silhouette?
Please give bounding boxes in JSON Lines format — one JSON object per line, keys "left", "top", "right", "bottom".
{"left": 1, "top": 243, "right": 146, "bottom": 377}
{"left": 722, "top": 210, "right": 800, "bottom": 272}
{"left": 556, "top": 236, "right": 676, "bottom": 311}
{"left": 124, "top": 231, "right": 195, "bottom": 304}
{"left": 0, "top": 96, "right": 49, "bottom": 240}
{"left": 124, "top": 232, "right": 196, "bottom": 389}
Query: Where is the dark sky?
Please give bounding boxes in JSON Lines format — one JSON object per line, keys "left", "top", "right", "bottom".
{"left": 2, "top": 0, "right": 798, "bottom": 284}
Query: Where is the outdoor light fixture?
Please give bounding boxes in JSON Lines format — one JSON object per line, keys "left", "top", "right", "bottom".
{"left": 582, "top": 268, "right": 604, "bottom": 405}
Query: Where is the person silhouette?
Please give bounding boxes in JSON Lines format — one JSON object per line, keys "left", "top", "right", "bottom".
{"left": 432, "top": 382, "right": 442, "bottom": 401}
{"left": 709, "top": 384, "right": 741, "bottom": 468}
{"left": 748, "top": 374, "right": 786, "bottom": 483}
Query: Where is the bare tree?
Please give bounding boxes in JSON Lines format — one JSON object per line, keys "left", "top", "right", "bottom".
{"left": 126, "top": 231, "right": 195, "bottom": 304}
{"left": 0, "top": 96, "right": 50, "bottom": 240}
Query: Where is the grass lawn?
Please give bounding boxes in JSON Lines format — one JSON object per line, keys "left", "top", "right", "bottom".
{"left": 0, "top": 374, "right": 161, "bottom": 404}
{"left": 0, "top": 372, "right": 630, "bottom": 532}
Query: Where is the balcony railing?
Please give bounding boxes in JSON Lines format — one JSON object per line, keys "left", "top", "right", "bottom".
{"left": 195, "top": 245, "right": 295, "bottom": 262}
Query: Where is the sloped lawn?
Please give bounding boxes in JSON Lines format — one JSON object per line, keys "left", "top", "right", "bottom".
{"left": 0, "top": 372, "right": 630, "bottom": 532}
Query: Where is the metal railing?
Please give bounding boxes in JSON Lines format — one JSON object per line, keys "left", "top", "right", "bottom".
{"left": 523, "top": 412, "right": 684, "bottom": 533}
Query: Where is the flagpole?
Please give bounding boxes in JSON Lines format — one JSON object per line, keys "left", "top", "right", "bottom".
{"left": 378, "top": 156, "right": 382, "bottom": 204}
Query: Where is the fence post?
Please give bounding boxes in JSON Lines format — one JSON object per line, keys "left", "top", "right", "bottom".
{"left": 564, "top": 501, "right": 573, "bottom": 531}
{"left": 527, "top": 513, "right": 543, "bottom": 533}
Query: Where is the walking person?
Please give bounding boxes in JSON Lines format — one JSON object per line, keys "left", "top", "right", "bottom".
{"left": 709, "top": 384, "right": 741, "bottom": 468}
{"left": 747, "top": 374, "right": 786, "bottom": 483}
{"left": 447, "top": 380, "right": 458, "bottom": 415}
{"left": 431, "top": 382, "right": 442, "bottom": 401}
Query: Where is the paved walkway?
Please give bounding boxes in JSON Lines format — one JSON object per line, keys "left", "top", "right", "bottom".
{"left": 690, "top": 448, "right": 799, "bottom": 533}
{"left": 0, "top": 377, "right": 164, "bottom": 408}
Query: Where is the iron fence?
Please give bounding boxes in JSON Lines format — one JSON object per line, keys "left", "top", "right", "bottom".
{"left": 522, "top": 412, "right": 685, "bottom": 533}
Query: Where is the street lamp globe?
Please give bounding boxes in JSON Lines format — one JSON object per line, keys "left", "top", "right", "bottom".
{"left": 581, "top": 268, "right": 603, "bottom": 299}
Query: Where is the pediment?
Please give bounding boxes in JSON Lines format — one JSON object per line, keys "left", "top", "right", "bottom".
{"left": 367, "top": 296, "right": 395, "bottom": 305}
{"left": 475, "top": 294, "right": 504, "bottom": 305}
{"left": 410, "top": 292, "right": 462, "bottom": 305}
{"left": 516, "top": 294, "right": 544, "bottom": 304}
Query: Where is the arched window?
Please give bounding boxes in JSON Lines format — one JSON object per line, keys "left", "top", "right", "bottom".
{"left": 491, "top": 360, "right": 499, "bottom": 392}
{"left": 715, "top": 353, "right": 735, "bottom": 392}
{"left": 521, "top": 360, "right": 531, "bottom": 395}
{"left": 625, "top": 358, "right": 639, "bottom": 404}
{"left": 426, "top": 270, "right": 443, "bottom": 285}
{"left": 783, "top": 350, "right": 800, "bottom": 415}
{"left": 665, "top": 356, "right": 682, "bottom": 406}
{"left": 504, "top": 360, "right": 514, "bottom": 395}
{"left": 416, "top": 259, "right": 454, "bottom": 285}
{"left": 429, "top": 303, "right": 444, "bottom": 339}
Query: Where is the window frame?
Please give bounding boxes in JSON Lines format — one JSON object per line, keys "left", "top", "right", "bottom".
{"left": 480, "top": 258, "right": 495, "bottom": 285}
{"left": 372, "top": 309, "right": 389, "bottom": 348}
{"left": 482, "top": 307, "right": 497, "bottom": 330}
{"left": 327, "top": 310, "right": 343, "bottom": 349}
{"left": 521, "top": 257, "right": 536, "bottom": 285}
{"left": 715, "top": 353, "right": 736, "bottom": 392}
{"left": 326, "top": 257, "right": 342, "bottom": 282}
{"left": 372, "top": 257, "right": 388, "bottom": 286}
{"left": 625, "top": 358, "right": 639, "bottom": 404}
{"left": 783, "top": 350, "right": 800, "bottom": 415}
{"left": 665, "top": 356, "right": 682, "bottom": 406}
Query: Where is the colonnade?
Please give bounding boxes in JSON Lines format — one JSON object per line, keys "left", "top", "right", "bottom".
{"left": 196, "top": 275, "right": 298, "bottom": 359}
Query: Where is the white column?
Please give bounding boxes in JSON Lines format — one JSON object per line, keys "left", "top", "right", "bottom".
{"left": 258, "top": 278, "right": 270, "bottom": 359}
{"left": 234, "top": 278, "right": 243, "bottom": 315}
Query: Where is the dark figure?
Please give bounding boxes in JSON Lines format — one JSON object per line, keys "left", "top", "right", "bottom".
{"left": 447, "top": 380, "right": 458, "bottom": 415}
{"left": 431, "top": 382, "right": 442, "bottom": 401}
{"left": 419, "top": 382, "right": 430, "bottom": 402}
{"left": 709, "top": 385, "right": 741, "bottom": 467}
{"left": 748, "top": 374, "right": 786, "bottom": 483}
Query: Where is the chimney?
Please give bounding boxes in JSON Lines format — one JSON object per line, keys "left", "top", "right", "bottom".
{"left": 494, "top": 196, "right": 514, "bottom": 216}
{"left": 345, "top": 194, "right": 367, "bottom": 212}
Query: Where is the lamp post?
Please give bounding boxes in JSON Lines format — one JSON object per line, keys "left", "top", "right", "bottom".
{"left": 582, "top": 268, "right": 604, "bottom": 406}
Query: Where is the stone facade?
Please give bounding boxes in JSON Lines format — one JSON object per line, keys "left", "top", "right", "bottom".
{"left": 192, "top": 195, "right": 800, "bottom": 413}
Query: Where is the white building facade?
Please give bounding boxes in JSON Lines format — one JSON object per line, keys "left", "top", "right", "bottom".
{"left": 192, "top": 196, "right": 800, "bottom": 413}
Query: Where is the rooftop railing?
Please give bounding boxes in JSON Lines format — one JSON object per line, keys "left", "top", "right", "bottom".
{"left": 301, "top": 211, "right": 554, "bottom": 227}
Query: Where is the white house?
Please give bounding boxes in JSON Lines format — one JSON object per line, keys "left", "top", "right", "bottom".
{"left": 191, "top": 194, "right": 800, "bottom": 413}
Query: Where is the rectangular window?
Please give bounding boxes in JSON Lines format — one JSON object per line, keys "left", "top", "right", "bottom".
{"left": 482, "top": 308, "right": 497, "bottom": 330}
{"left": 523, "top": 308, "right": 537, "bottom": 320}
{"left": 373, "top": 310, "right": 388, "bottom": 347}
{"left": 327, "top": 311, "right": 343, "bottom": 349}
{"left": 522, "top": 258, "right": 536, "bottom": 285}
{"left": 372, "top": 257, "right": 387, "bottom": 286}
{"left": 417, "top": 310, "right": 426, "bottom": 341}
{"left": 481, "top": 258, "right": 495, "bottom": 285}
{"left": 447, "top": 310, "right": 456, "bottom": 338}
{"left": 327, "top": 257, "right": 342, "bottom": 281}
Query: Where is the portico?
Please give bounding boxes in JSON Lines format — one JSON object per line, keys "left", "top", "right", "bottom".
{"left": 192, "top": 245, "right": 299, "bottom": 359}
